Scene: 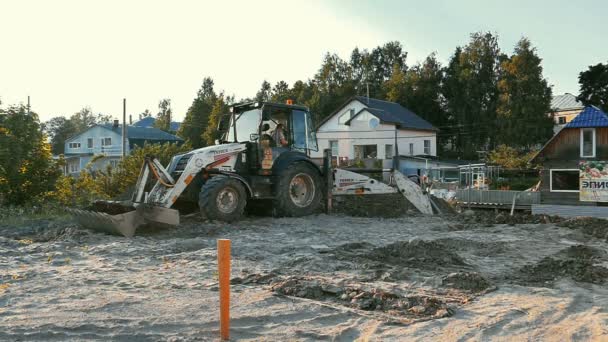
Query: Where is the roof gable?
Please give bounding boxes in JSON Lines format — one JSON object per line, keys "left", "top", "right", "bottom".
{"left": 564, "top": 106, "right": 608, "bottom": 128}
{"left": 317, "top": 96, "right": 438, "bottom": 131}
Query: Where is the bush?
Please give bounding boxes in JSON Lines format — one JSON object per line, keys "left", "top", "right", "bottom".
{"left": 47, "top": 142, "right": 192, "bottom": 206}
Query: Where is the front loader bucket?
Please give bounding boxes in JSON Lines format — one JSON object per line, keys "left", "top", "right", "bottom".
{"left": 67, "top": 208, "right": 143, "bottom": 237}
{"left": 67, "top": 201, "right": 180, "bottom": 237}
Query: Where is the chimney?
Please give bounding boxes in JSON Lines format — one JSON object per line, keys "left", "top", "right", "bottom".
{"left": 113, "top": 119, "right": 119, "bottom": 128}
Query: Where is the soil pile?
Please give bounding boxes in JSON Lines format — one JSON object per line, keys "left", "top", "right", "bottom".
{"left": 332, "top": 193, "right": 411, "bottom": 218}
{"left": 515, "top": 245, "right": 608, "bottom": 285}
{"left": 271, "top": 277, "right": 454, "bottom": 319}
{"left": 458, "top": 211, "right": 564, "bottom": 226}
{"left": 366, "top": 240, "right": 469, "bottom": 269}
{"left": 441, "top": 272, "right": 493, "bottom": 292}
{"left": 557, "top": 217, "right": 608, "bottom": 240}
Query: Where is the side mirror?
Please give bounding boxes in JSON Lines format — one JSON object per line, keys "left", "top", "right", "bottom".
{"left": 250, "top": 133, "right": 260, "bottom": 141}
{"left": 262, "top": 123, "right": 270, "bottom": 132}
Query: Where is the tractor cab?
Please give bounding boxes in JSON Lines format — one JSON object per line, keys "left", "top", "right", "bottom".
{"left": 221, "top": 101, "right": 318, "bottom": 174}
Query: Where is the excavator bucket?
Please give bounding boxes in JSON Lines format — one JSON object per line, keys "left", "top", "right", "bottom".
{"left": 67, "top": 201, "right": 179, "bottom": 237}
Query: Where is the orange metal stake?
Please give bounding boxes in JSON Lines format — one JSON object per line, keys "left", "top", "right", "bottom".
{"left": 217, "top": 239, "right": 231, "bottom": 341}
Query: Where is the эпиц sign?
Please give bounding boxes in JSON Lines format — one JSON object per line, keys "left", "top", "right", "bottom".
{"left": 580, "top": 161, "right": 608, "bottom": 202}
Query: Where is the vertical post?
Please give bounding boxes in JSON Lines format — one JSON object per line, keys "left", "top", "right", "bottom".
{"left": 324, "top": 148, "right": 333, "bottom": 214}
{"left": 27, "top": 96, "right": 31, "bottom": 114}
{"left": 468, "top": 163, "right": 472, "bottom": 209}
{"left": 122, "top": 98, "right": 127, "bottom": 159}
{"left": 217, "top": 239, "right": 231, "bottom": 341}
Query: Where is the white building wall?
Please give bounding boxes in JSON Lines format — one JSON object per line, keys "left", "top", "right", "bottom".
{"left": 312, "top": 100, "right": 437, "bottom": 160}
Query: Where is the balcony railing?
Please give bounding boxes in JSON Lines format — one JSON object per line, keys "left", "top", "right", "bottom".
{"left": 65, "top": 146, "right": 125, "bottom": 156}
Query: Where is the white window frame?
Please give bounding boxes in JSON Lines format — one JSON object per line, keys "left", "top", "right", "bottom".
{"left": 101, "top": 137, "right": 112, "bottom": 147}
{"left": 424, "top": 140, "right": 431, "bottom": 155}
{"left": 68, "top": 142, "right": 81, "bottom": 149}
{"left": 580, "top": 128, "right": 596, "bottom": 158}
{"left": 329, "top": 140, "right": 339, "bottom": 156}
{"left": 87, "top": 138, "right": 93, "bottom": 149}
{"left": 109, "top": 159, "right": 119, "bottom": 168}
{"left": 550, "top": 169, "right": 580, "bottom": 193}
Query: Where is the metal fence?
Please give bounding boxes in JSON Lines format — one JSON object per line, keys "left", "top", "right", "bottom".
{"left": 455, "top": 189, "right": 540, "bottom": 205}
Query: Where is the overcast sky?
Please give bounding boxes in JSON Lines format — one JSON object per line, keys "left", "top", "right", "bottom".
{"left": 1, "top": 0, "right": 607, "bottom": 122}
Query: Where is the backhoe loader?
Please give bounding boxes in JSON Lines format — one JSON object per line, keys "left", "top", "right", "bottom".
{"left": 68, "top": 101, "right": 433, "bottom": 237}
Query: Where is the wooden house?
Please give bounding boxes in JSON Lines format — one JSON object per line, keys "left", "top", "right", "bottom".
{"left": 531, "top": 106, "right": 608, "bottom": 210}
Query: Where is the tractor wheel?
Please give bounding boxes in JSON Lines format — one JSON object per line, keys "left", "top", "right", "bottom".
{"left": 273, "top": 162, "right": 323, "bottom": 217}
{"left": 199, "top": 176, "right": 247, "bottom": 222}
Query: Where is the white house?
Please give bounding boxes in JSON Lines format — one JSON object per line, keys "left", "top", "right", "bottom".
{"left": 311, "top": 96, "right": 438, "bottom": 163}
{"left": 63, "top": 120, "right": 183, "bottom": 176}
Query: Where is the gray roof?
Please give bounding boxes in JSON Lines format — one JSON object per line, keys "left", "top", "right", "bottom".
{"left": 100, "top": 124, "right": 183, "bottom": 141}
{"left": 351, "top": 96, "right": 438, "bottom": 131}
{"left": 551, "top": 93, "right": 584, "bottom": 111}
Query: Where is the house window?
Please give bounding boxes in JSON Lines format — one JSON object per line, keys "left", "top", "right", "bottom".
{"left": 424, "top": 140, "right": 431, "bottom": 155}
{"left": 550, "top": 169, "right": 580, "bottom": 192}
{"left": 338, "top": 108, "right": 356, "bottom": 124}
{"left": 329, "top": 140, "right": 339, "bottom": 156}
{"left": 385, "top": 144, "right": 394, "bottom": 159}
{"left": 101, "top": 137, "right": 112, "bottom": 147}
{"left": 68, "top": 142, "right": 81, "bottom": 149}
{"left": 580, "top": 128, "right": 595, "bottom": 158}
{"left": 409, "top": 143, "right": 414, "bottom": 156}
{"left": 69, "top": 161, "right": 80, "bottom": 173}
{"left": 558, "top": 116, "right": 566, "bottom": 125}
{"left": 110, "top": 160, "right": 119, "bottom": 168}
{"left": 87, "top": 138, "right": 93, "bottom": 149}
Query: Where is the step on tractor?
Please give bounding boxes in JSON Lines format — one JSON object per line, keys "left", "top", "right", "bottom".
{"left": 68, "top": 101, "right": 434, "bottom": 237}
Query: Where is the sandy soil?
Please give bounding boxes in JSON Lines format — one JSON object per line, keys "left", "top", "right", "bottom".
{"left": 1, "top": 211, "right": 608, "bottom": 341}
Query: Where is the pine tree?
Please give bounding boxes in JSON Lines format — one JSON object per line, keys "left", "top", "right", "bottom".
{"left": 154, "top": 98, "right": 172, "bottom": 132}
{"left": 496, "top": 38, "right": 553, "bottom": 148}
{"left": 203, "top": 95, "right": 227, "bottom": 146}
{"left": 178, "top": 77, "right": 217, "bottom": 148}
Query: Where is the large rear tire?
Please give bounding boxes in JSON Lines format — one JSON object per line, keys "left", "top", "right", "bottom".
{"left": 273, "top": 162, "right": 323, "bottom": 217}
{"left": 199, "top": 176, "right": 247, "bottom": 222}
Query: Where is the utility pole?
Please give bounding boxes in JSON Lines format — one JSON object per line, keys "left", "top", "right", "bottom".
{"left": 27, "top": 96, "right": 30, "bottom": 114}
{"left": 122, "top": 98, "right": 127, "bottom": 159}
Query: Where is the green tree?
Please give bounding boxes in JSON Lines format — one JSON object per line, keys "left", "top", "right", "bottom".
{"left": 487, "top": 144, "right": 537, "bottom": 169}
{"left": 0, "top": 105, "right": 61, "bottom": 205}
{"left": 178, "top": 77, "right": 217, "bottom": 148}
{"left": 139, "top": 109, "right": 152, "bottom": 120}
{"left": 271, "top": 81, "right": 291, "bottom": 102}
{"left": 154, "top": 98, "right": 172, "bottom": 132}
{"left": 43, "top": 116, "right": 78, "bottom": 154}
{"left": 203, "top": 95, "right": 228, "bottom": 146}
{"left": 70, "top": 107, "right": 112, "bottom": 132}
{"left": 577, "top": 62, "right": 608, "bottom": 112}
{"left": 255, "top": 80, "right": 272, "bottom": 102}
{"left": 496, "top": 38, "right": 553, "bottom": 148}
{"left": 443, "top": 32, "right": 503, "bottom": 158}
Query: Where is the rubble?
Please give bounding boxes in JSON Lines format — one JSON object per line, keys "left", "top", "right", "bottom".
{"left": 441, "top": 272, "right": 493, "bottom": 292}
{"left": 271, "top": 276, "right": 455, "bottom": 318}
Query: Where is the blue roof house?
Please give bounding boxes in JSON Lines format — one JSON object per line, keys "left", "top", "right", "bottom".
{"left": 531, "top": 106, "right": 608, "bottom": 212}
{"left": 63, "top": 119, "right": 183, "bottom": 176}
{"left": 311, "top": 96, "right": 438, "bottom": 167}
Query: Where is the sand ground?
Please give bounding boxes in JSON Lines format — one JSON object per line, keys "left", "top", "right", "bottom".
{"left": 1, "top": 212, "right": 608, "bottom": 341}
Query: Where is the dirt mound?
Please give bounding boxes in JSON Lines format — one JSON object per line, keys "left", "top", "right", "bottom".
{"left": 441, "top": 272, "right": 493, "bottom": 292}
{"left": 557, "top": 217, "right": 608, "bottom": 240}
{"left": 271, "top": 277, "right": 454, "bottom": 319}
{"left": 515, "top": 245, "right": 608, "bottom": 285}
{"left": 367, "top": 240, "right": 468, "bottom": 269}
{"left": 458, "top": 211, "right": 564, "bottom": 227}
{"left": 434, "top": 238, "right": 507, "bottom": 257}
{"left": 332, "top": 193, "right": 411, "bottom": 218}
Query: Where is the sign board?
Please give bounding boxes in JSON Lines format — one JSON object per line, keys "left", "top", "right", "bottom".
{"left": 580, "top": 161, "right": 608, "bottom": 202}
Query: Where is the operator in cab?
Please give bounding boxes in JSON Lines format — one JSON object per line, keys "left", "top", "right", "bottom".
{"left": 272, "top": 123, "right": 288, "bottom": 147}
